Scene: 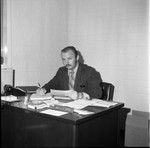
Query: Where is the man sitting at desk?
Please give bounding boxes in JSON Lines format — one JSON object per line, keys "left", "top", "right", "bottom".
{"left": 36, "top": 46, "right": 102, "bottom": 100}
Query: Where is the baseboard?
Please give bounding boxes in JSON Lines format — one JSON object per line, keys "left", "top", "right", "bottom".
{"left": 125, "top": 110, "right": 149, "bottom": 147}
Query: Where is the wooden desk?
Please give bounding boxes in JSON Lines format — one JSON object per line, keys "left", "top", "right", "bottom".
{"left": 1, "top": 99, "right": 124, "bottom": 147}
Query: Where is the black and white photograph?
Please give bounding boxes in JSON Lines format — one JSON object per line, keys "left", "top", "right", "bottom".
{"left": 1, "top": 0, "right": 149, "bottom": 147}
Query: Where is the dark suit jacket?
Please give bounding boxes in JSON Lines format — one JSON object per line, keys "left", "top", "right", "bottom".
{"left": 43, "top": 63, "right": 102, "bottom": 99}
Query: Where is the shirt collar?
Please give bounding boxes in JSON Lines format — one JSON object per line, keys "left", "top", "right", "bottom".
{"left": 68, "top": 62, "right": 79, "bottom": 76}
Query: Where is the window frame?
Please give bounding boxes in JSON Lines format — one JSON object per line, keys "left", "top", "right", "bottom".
{"left": 1, "top": 0, "right": 12, "bottom": 69}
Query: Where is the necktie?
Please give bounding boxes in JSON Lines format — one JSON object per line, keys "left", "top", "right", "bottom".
{"left": 68, "top": 71, "right": 75, "bottom": 90}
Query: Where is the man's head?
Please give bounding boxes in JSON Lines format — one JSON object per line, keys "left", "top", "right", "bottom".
{"left": 61, "top": 46, "right": 79, "bottom": 70}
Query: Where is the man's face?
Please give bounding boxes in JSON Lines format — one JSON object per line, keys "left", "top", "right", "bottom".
{"left": 61, "top": 50, "right": 78, "bottom": 70}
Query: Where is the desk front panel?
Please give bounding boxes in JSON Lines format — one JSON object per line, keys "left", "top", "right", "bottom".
{"left": 1, "top": 102, "right": 123, "bottom": 147}
{"left": 75, "top": 109, "right": 119, "bottom": 147}
{"left": 1, "top": 106, "right": 75, "bottom": 147}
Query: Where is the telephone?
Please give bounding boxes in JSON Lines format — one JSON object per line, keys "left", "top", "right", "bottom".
{"left": 2, "top": 84, "right": 26, "bottom": 96}
{"left": 4, "top": 84, "right": 13, "bottom": 95}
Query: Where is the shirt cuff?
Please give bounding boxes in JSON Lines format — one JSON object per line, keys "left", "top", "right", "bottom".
{"left": 82, "top": 92, "right": 90, "bottom": 100}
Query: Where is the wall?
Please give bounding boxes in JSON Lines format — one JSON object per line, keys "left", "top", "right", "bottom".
{"left": 4, "top": 0, "right": 149, "bottom": 113}
{"left": 11, "top": 0, "right": 68, "bottom": 86}
{"left": 68, "top": 0, "right": 149, "bottom": 113}
{"left": 1, "top": 68, "right": 14, "bottom": 93}
{"left": 2, "top": 0, "right": 149, "bottom": 146}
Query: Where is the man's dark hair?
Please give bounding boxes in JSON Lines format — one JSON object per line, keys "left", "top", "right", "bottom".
{"left": 61, "top": 46, "right": 78, "bottom": 58}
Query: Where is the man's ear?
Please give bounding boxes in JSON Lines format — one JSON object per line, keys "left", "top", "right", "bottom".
{"left": 77, "top": 55, "right": 79, "bottom": 61}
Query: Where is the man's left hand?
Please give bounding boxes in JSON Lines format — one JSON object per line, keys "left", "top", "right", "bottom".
{"left": 67, "top": 90, "right": 78, "bottom": 100}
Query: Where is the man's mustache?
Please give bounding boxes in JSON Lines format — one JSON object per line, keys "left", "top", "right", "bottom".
{"left": 65, "top": 64, "right": 71, "bottom": 67}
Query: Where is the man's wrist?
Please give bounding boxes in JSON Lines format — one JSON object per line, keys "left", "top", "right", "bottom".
{"left": 42, "top": 88, "right": 47, "bottom": 94}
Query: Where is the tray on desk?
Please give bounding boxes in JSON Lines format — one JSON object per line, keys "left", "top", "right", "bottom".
{"left": 16, "top": 86, "right": 39, "bottom": 93}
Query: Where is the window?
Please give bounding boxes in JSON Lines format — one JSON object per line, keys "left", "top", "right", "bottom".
{"left": 1, "top": 0, "right": 12, "bottom": 68}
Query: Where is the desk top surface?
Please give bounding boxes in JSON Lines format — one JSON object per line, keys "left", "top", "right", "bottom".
{"left": 1, "top": 95, "right": 124, "bottom": 125}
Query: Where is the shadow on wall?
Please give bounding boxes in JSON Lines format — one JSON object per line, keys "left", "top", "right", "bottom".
{"left": 77, "top": 50, "right": 84, "bottom": 64}
{"left": 77, "top": 50, "right": 103, "bottom": 83}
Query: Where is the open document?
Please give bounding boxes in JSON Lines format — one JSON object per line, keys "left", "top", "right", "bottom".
{"left": 58, "top": 99, "right": 118, "bottom": 109}
{"left": 1, "top": 95, "right": 18, "bottom": 102}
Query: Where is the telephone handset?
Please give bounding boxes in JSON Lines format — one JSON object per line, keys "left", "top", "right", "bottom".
{"left": 4, "top": 84, "right": 13, "bottom": 95}
{"left": 3, "top": 84, "right": 26, "bottom": 96}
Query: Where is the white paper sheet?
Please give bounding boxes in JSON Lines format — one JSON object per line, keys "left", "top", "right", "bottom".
{"left": 40, "top": 109, "right": 68, "bottom": 116}
{"left": 1, "top": 95, "right": 18, "bottom": 102}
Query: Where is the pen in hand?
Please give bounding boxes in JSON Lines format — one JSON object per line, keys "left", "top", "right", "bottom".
{"left": 38, "top": 83, "right": 41, "bottom": 89}
{"left": 38, "top": 83, "right": 43, "bottom": 95}
{"left": 38, "top": 83, "right": 46, "bottom": 95}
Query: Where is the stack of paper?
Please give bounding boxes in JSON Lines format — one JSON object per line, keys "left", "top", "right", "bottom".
{"left": 40, "top": 109, "right": 68, "bottom": 116}
{"left": 30, "top": 93, "right": 52, "bottom": 101}
{"left": 50, "top": 89, "right": 71, "bottom": 96}
{"left": 50, "top": 89, "right": 72, "bottom": 100}
{"left": 53, "top": 96, "right": 71, "bottom": 100}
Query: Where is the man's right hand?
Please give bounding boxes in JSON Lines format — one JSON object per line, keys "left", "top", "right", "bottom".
{"left": 36, "top": 88, "right": 46, "bottom": 96}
